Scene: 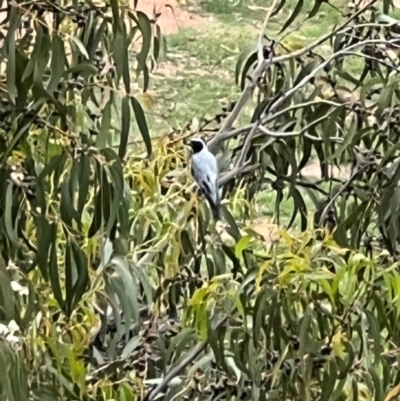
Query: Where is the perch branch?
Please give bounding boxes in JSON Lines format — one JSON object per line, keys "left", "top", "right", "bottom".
{"left": 218, "top": 163, "right": 260, "bottom": 187}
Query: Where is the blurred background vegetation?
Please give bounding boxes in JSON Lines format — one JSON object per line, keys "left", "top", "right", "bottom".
{"left": 2, "top": 0, "right": 400, "bottom": 400}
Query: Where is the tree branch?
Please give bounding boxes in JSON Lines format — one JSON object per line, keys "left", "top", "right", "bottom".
{"left": 208, "top": 0, "right": 280, "bottom": 152}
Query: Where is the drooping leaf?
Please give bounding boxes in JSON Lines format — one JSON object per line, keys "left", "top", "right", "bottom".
{"left": 97, "top": 99, "right": 112, "bottom": 148}
{"left": 119, "top": 95, "right": 131, "bottom": 160}
{"left": 4, "top": 182, "right": 18, "bottom": 247}
{"left": 235, "top": 41, "right": 258, "bottom": 86}
{"left": 131, "top": 96, "right": 152, "bottom": 157}
{"left": 280, "top": 0, "right": 304, "bottom": 33}
{"left": 48, "top": 225, "right": 64, "bottom": 310}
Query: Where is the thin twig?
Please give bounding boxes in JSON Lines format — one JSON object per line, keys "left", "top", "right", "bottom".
{"left": 237, "top": 123, "right": 259, "bottom": 167}
{"left": 218, "top": 163, "right": 260, "bottom": 187}
{"left": 340, "top": 50, "right": 400, "bottom": 72}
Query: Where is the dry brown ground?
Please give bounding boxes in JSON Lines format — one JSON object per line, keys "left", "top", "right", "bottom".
{"left": 134, "top": 0, "right": 206, "bottom": 34}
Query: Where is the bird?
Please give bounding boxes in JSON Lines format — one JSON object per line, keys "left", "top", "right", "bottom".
{"left": 189, "top": 138, "right": 221, "bottom": 221}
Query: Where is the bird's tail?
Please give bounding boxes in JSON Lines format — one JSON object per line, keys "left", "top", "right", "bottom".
{"left": 204, "top": 192, "right": 221, "bottom": 221}
{"left": 211, "top": 203, "right": 221, "bottom": 221}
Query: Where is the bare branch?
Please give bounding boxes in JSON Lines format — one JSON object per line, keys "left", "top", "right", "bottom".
{"left": 218, "top": 163, "right": 260, "bottom": 187}
{"left": 208, "top": 0, "right": 280, "bottom": 152}
{"left": 267, "top": 38, "right": 400, "bottom": 116}
{"left": 236, "top": 123, "right": 259, "bottom": 167}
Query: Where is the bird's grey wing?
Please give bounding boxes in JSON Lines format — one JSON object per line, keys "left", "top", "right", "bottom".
{"left": 192, "top": 151, "right": 221, "bottom": 220}
{"left": 207, "top": 152, "right": 220, "bottom": 206}
{"left": 191, "top": 156, "right": 203, "bottom": 184}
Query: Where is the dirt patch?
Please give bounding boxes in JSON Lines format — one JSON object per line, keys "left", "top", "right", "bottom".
{"left": 247, "top": 219, "right": 281, "bottom": 243}
{"left": 135, "top": 0, "right": 205, "bottom": 35}
{"left": 300, "top": 163, "right": 351, "bottom": 180}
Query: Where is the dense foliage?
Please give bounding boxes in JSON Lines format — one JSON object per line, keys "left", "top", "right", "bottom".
{"left": 1, "top": 0, "right": 400, "bottom": 400}
{"left": 211, "top": 0, "right": 400, "bottom": 257}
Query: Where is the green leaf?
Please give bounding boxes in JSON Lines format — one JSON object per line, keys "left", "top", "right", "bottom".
{"left": 78, "top": 154, "right": 90, "bottom": 216}
{"left": 253, "top": 289, "right": 269, "bottom": 347}
{"left": 131, "top": 96, "right": 152, "bottom": 157}
{"left": 320, "top": 359, "right": 338, "bottom": 401}
{"left": 22, "top": 26, "right": 43, "bottom": 82}
{"left": 299, "top": 305, "right": 312, "bottom": 357}
{"left": 109, "top": 256, "right": 139, "bottom": 337}
{"left": 48, "top": 225, "right": 64, "bottom": 310}
{"left": 293, "top": 60, "right": 319, "bottom": 87}
{"left": 97, "top": 99, "right": 112, "bottom": 148}
{"left": 35, "top": 215, "right": 51, "bottom": 281}
{"left": 15, "top": 49, "right": 33, "bottom": 109}
{"left": 70, "top": 241, "right": 89, "bottom": 312}
{"left": 60, "top": 179, "right": 81, "bottom": 229}
{"left": 88, "top": 185, "right": 106, "bottom": 238}
{"left": 0, "top": 341, "right": 28, "bottom": 401}
{"left": 64, "top": 61, "right": 98, "bottom": 77}
{"left": 167, "top": 328, "right": 197, "bottom": 364}
{"left": 119, "top": 96, "right": 131, "bottom": 159}
{"left": 129, "top": 11, "right": 152, "bottom": 89}
{"left": 239, "top": 51, "right": 257, "bottom": 91}
{"left": 288, "top": 186, "right": 307, "bottom": 231}
{"left": 221, "top": 206, "right": 241, "bottom": 241}
{"left": 377, "top": 83, "right": 394, "bottom": 116}
{"left": 110, "top": 0, "right": 120, "bottom": 27}
{"left": 235, "top": 236, "right": 251, "bottom": 258}
{"left": 4, "top": 182, "right": 18, "bottom": 246}
{"left": 332, "top": 112, "right": 358, "bottom": 160}
{"left": 102, "top": 150, "right": 124, "bottom": 234}
{"left": 208, "top": 318, "right": 226, "bottom": 368}
{"left": 364, "top": 310, "right": 382, "bottom": 365}
{"left": 307, "top": 0, "right": 324, "bottom": 20}
{"left": 235, "top": 41, "right": 257, "bottom": 86}
{"left": 33, "top": 27, "right": 51, "bottom": 87}
{"left": 70, "top": 37, "right": 89, "bottom": 59}
{"left": 271, "top": 0, "right": 287, "bottom": 16}
{"left": 5, "top": 7, "right": 21, "bottom": 103}
{"left": 113, "top": 30, "right": 130, "bottom": 94}
{"left": 280, "top": 0, "right": 304, "bottom": 33}
{"left": 64, "top": 241, "right": 74, "bottom": 317}
{"left": 121, "top": 336, "right": 141, "bottom": 360}
{"left": 0, "top": 256, "right": 17, "bottom": 320}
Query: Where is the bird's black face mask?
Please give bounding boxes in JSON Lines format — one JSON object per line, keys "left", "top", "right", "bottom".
{"left": 190, "top": 140, "right": 204, "bottom": 154}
